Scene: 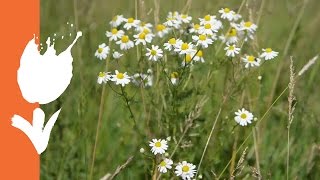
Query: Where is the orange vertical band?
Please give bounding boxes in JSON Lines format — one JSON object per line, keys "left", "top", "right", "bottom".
{"left": 0, "top": 0, "right": 39, "bottom": 179}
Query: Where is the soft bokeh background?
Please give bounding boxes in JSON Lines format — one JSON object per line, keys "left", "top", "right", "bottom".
{"left": 40, "top": 0, "right": 320, "bottom": 179}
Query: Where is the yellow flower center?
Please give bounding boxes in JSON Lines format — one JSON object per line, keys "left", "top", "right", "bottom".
{"left": 156, "top": 24, "right": 166, "bottom": 31}
{"left": 98, "top": 72, "right": 105, "bottom": 77}
{"left": 224, "top": 8, "right": 230, "bottom": 13}
{"left": 141, "top": 22, "right": 146, "bottom": 26}
{"left": 111, "top": 28, "right": 118, "bottom": 34}
{"left": 127, "top": 18, "right": 134, "bottom": 23}
{"left": 116, "top": 73, "right": 124, "bottom": 79}
{"left": 248, "top": 56, "right": 255, "bottom": 62}
{"left": 171, "top": 72, "right": 178, "bottom": 78}
{"left": 181, "top": 14, "right": 188, "bottom": 19}
{"left": 121, "top": 35, "right": 129, "bottom": 43}
{"left": 182, "top": 165, "right": 190, "bottom": 172}
{"left": 169, "top": 38, "right": 176, "bottom": 45}
{"left": 204, "top": 15, "right": 211, "bottom": 21}
{"left": 197, "top": 50, "right": 203, "bottom": 57}
{"left": 194, "top": 24, "right": 200, "bottom": 30}
{"left": 228, "top": 28, "right": 237, "bottom": 37}
{"left": 204, "top": 23, "right": 211, "bottom": 29}
{"left": 265, "top": 48, "right": 272, "bottom": 53}
{"left": 160, "top": 161, "right": 166, "bottom": 167}
{"left": 138, "top": 32, "right": 146, "bottom": 39}
{"left": 181, "top": 43, "right": 189, "bottom": 50}
{"left": 155, "top": 142, "right": 161, "bottom": 147}
{"left": 228, "top": 46, "right": 235, "bottom": 50}
{"left": 151, "top": 49, "right": 157, "bottom": 55}
{"left": 98, "top": 48, "right": 103, "bottom": 53}
{"left": 143, "top": 28, "right": 150, "bottom": 34}
{"left": 244, "top": 21, "right": 252, "bottom": 28}
{"left": 240, "top": 113, "right": 247, "bottom": 119}
{"left": 199, "top": 34, "right": 206, "bottom": 41}
{"left": 185, "top": 54, "right": 192, "bottom": 63}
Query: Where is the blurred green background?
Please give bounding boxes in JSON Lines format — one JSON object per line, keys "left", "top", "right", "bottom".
{"left": 40, "top": 0, "right": 320, "bottom": 179}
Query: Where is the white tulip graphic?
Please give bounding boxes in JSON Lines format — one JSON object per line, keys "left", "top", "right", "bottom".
{"left": 12, "top": 32, "right": 82, "bottom": 154}
{"left": 17, "top": 31, "right": 82, "bottom": 104}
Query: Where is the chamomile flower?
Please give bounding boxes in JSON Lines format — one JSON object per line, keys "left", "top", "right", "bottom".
{"left": 218, "top": 8, "right": 235, "bottom": 21}
{"left": 149, "top": 139, "right": 168, "bottom": 155}
{"left": 193, "top": 50, "right": 205, "bottom": 62}
{"left": 170, "top": 72, "right": 179, "bottom": 85}
{"left": 234, "top": 108, "right": 254, "bottom": 126}
{"left": 106, "top": 28, "right": 124, "bottom": 41}
{"left": 110, "top": 15, "right": 125, "bottom": 27}
{"left": 134, "top": 32, "right": 152, "bottom": 45}
{"left": 164, "top": 11, "right": 181, "bottom": 29}
{"left": 132, "top": 73, "right": 153, "bottom": 87}
{"left": 116, "top": 35, "right": 134, "bottom": 50}
{"left": 164, "top": 38, "right": 183, "bottom": 51}
{"left": 95, "top": 43, "right": 110, "bottom": 60}
{"left": 175, "top": 161, "right": 197, "bottom": 180}
{"left": 97, "top": 72, "right": 110, "bottom": 84}
{"left": 192, "top": 34, "right": 213, "bottom": 48}
{"left": 223, "top": 28, "right": 239, "bottom": 44}
{"left": 135, "top": 22, "right": 153, "bottom": 32}
{"left": 146, "top": 45, "right": 163, "bottom": 61}
{"left": 198, "top": 23, "right": 216, "bottom": 35}
{"left": 224, "top": 44, "right": 240, "bottom": 57}
{"left": 242, "top": 55, "right": 261, "bottom": 68}
{"left": 112, "top": 51, "right": 123, "bottom": 59}
{"left": 111, "top": 70, "right": 131, "bottom": 86}
{"left": 156, "top": 24, "right": 170, "bottom": 38}
{"left": 199, "top": 14, "right": 216, "bottom": 25}
{"left": 178, "top": 14, "right": 192, "bottom": 24}
{"left": 174, "top": 42, "right": 196, "bottom": 55}
{"left": 240, "top": 21, "right": 257, "bottom": 33}
{"left": 158, "top": 158, "right": 173, "bottom": 173}
{"left": 189, "top": 23, "right": 201, "bottom": 34}
{"left": 260, "top": 48, "right": 279, "bottom": 60}
{"left": 231, "top": 11, "right": 242, "bottom": 21}
{"left": 123, "top": 17, "right": 140, "bottom": 30}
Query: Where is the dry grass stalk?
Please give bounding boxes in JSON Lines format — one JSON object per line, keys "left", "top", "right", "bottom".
{"left": 298, "top": 55, "right": 319, "bottom": 76}
{"left": 230, "top": 147, "right": 248, "bottom": 180}
{"left": 100, "top": 156, "right": 134, "bottom": 180}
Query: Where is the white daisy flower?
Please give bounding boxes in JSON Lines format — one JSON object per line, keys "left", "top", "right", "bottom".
{"left": 156, "top": 24, "right": 170, "bottom": 38}
{"left": 134, "top": 32, "right": 152, "bottom": 45}
{"left": 240, "top": 21, "right": 257, "bottom": 33}
{"left": 123, "top": 17, "right": 140, "bottom": 30}
{"left": 116, "top": 35, "right": 134, "bottom": 50}
{"left": 112, "top": 51, "right": 123, "bottom": 59}
{"left": 135, "top": 22, "right": 153, "bottom": 32}
{"left": 198, "top": 23, "right": 216, "bottom": 35}
{"left": 132, "top": 73, "right": 153, "bottom": 87}
{"left": 95, "top": 43, "right": 110, "bottom": 60}
{"left": 178, "top": 14, "right": 192, "bottom": 24}
{"left": 242, "top": 55, "right": 261, "bottom": 68}
{"left": 164, "top": 38, "right": 183, "bottom": 51}
{"left": 164, "top": 11, "right": 181, "bottom": 29}
{"left": 158, "top": 158, "right": 173, "bottom": 173}
{"left": 174, "top": 42, "right": 196, "bottom": 55}
{"left": 192, "top": 34, "right": 213, "bottom": 48}
{"left": 111, "top": 70, "right": 131, "bottom": 86}
{"left": 109, "top": 15, "right": 125, "bottom": 27}
{"left": 106, "top": 28, "right": 124, "bottom": 41}
{"left": 199, "top": 14, "right": 216, "bottom": 25}
{"left": 97, "top": 72, "right": 111, "bottom": 84}
{"left": 223, "top": 28, "right": 239, "bottom": 44}
{"left": 193, "top": 50, "right": 205, "bottom": 62}
{"left": 231, "top": 11, "right": 242, "bottom": 21}
{"left": 170, "top": 72, "right": 179, "bottom": 85}
{"left": 146, "top": 45, "right": 163, "bottom": 61}
{"left": 218, "top": 8, "right": 235, "bottom": 21}
{"left": 175, "top": 161, "right": 197, "bottom": 180}
{"left": 149, "top": 139, "right": 168, "bottom": 155}
{"left": 260, "top": 48, "right": 279, "bottom": 60}
{"left": 224, "top": 44, "right": 240, "bottom": 57}
{"left": 188, "top": 23, "right": 201, "bottom": 34}
{"left": 234, "top": 108, "right": 254, "bottom": 126}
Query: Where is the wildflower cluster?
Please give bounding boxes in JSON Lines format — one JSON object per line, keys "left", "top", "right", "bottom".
{"left": 149, "top": 138, "right": 196, "bottom": 180}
